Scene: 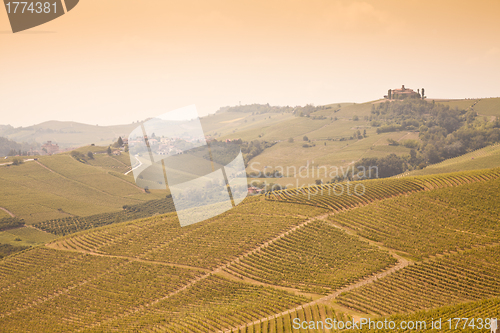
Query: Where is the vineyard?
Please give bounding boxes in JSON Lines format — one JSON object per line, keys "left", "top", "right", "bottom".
{"left": 266, "top": 168, "right": 500, "bottom": 211}
{"left": 225, "top": 220, "right": 396, "bottom": 294}
{"left": 2, "top": 167, "right": 500, "bottom": 332}
{"left": 347, "top": 298, "right": 500, "bottom": 333}
{"left": 265, "top": 177, "right": 425, "bottom": 210}
{"left": 33, "top": 196, "right": 177, "bottom": 235}
{"left": 242, "top": 298, "right": 500, "bottom": 333}
{"left": 231, "top": 303, "right": 351, "bottom": 333}
{"left": 0, "top": 246, "right": 308, "bottom": 333}
{"left": 337, "top": 244, "right": 500, "bottom": 315}
{"left": 329, "top": 176, "right": 500, "bottom": 259}
{"left": 49, "top": 210, "right": 308, "bottom": 270}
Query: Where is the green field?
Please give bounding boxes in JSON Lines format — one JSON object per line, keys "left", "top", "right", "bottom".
{"left": 0, "top": 227, "right": 57, "bottom": 248}
{"left": 0, "top": 153, "right": 162, "bottom": 224}
{"left": 473, "top": 97, "right": 500, "bottom": 117}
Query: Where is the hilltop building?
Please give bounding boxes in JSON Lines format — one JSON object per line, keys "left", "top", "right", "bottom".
{"left": 385, "top": 85, "right": 424, "bottom": 100}
{"left": 41, "top": 141, "right": 60, "bottom": 155}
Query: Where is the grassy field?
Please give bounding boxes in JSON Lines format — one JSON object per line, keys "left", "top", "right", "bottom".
{"left": 0, "top": 153, "right": 161, "bottom": 224}
{"left": 473, "top": 97, "right": 500, "bottom": 117}
{"left": 405, "top": 144, "right": 500, "bottom": 176}
{"left": 0, "top": 227, "right": 57, "bottom": 247}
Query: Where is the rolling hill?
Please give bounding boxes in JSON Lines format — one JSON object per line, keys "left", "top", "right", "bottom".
{"left": 1, "top": 97, "right": 500, "bottom": 332}
{"left": 1, "top": 167, "right": 499, "bottom": 332}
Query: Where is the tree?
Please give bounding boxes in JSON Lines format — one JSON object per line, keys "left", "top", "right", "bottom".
{"left": 303, "top": 136, "right": 309, "bottom": 141}
{"left": 388, "top": 89, "right": 392, "bottom": 100}
{"left": 107, "top": 146, "right": 112, "bottom": 155}
{"left": 353, "top": 115, "right": 359, "bottom": 121}
{"left": 87, "top": 151, "right": 94, "bottom": 159}
{"left": 363, "top": 129, "right": 367, "bottom": 137}
{"left": 12, "top": 158, "right": 22, "bottom": 165}
{"left": 117, "top": 136, "right": 123, "bottom": 147}
{"left": 288, "top": 137, "right": 294, "bottom": 143}
{"left": 421, "top": 88, "right": 425, "bottom": 100}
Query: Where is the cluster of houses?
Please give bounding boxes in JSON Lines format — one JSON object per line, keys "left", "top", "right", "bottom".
{"left": 128, "top": 136, "right": 189, "bottom": 156}
{"left": 247, "top": 186, "right": 264, "bottom": 195}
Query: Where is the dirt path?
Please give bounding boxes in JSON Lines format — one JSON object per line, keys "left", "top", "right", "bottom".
{"left": 45, "top": 243, "right": 210, "bottom": 272}
{"left": 36, "top": 158, "right": 145, "bottom": 201}
{"left": 35, "top": 160, "right": 55, "bottom": 173}
{"left": 220, "top": 250, "right": 411, "bottom": 332}
{"left": 0, "top": 207, "right": 15, "bottom": 217}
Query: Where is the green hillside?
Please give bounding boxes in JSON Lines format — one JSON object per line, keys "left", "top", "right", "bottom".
{"left": 404, "top": 143, "right": 500, "bottom": 176}
{"left": 0, "top": 151, "right": 162, "bottom": 224}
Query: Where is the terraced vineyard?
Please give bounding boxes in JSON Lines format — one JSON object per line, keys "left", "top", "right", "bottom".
{"left": 47, "top": 199, "right": 328, "bottom": 269}
{"left": 238, "top": 303, "right": 351, "bottom": 333}
{"left": 330, "top": 176, "right": 500, "bottom": 259}
{"left": 2, "top": 168, "right": 500, "bottom": 332}
{"left": 266, "top": 177, "right": 425, "bottom": 210}
{"left": 82, "top": 274, "right": 309, "bottom": 332}
{"left": 266, "top": 168, "right": 500, "bottom": 211}
{"left": 337, "top": 244, "right": 500, "bottom": 316}
{"left": 348, "top": 297, "right": 500, "bottom": 333}
{"left": 225, "top": 220, "right": 397, "bottom": 294}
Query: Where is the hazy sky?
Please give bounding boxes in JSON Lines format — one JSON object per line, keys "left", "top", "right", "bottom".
{"left": 1, "top": 0, "right": 499, "bottom": 127}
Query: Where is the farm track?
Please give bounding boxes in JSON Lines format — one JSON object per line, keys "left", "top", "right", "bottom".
{"left": 35, "top": 158, "right": 145, "bottom": 201}
{"left": 0, "top": 207, "right": 15, "bottom": 217}
{"left": 45, "top": 241, "right": 209, "bottom": 273}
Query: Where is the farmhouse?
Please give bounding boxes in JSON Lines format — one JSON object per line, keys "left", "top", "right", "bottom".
{"left": 385, "top": 85, "right": 422, "bottom": 100}
{"left": 41, "top": 141, "right": 60, "bottom": 155}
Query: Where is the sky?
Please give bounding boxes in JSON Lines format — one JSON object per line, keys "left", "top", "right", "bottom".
{"left": 0, "top": 0, "right": 499, "bottom": 127}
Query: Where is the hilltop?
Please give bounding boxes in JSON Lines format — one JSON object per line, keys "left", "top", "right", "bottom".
{"left": 0, "top": 121, "right": 137, "bottom": 149}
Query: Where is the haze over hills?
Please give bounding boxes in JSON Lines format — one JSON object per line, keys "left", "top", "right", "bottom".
{"left": 1, "top": 96, "right": 498, "bottom": 152}
{"left": 1, "top": 94, "right": 500, "bottom": 332}
{"left": 0, "top": 121, "right": 138, "bottom": 149}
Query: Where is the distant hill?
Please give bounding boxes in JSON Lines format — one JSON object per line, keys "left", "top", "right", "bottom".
{"left": 0, "top": 137, "right": 40, "bottom": 156}
{"left": 0, "top": 121, "right": 137, "bottom": 149}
